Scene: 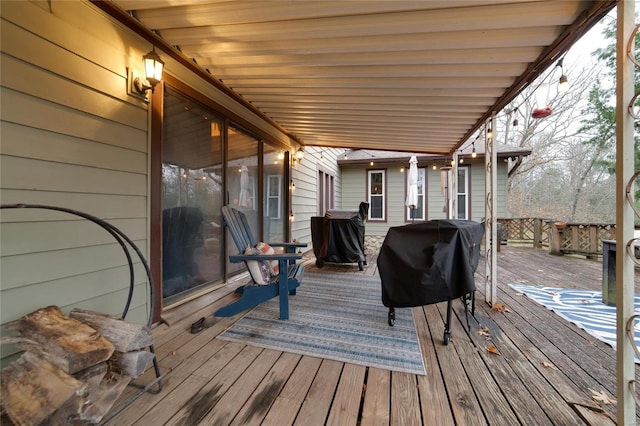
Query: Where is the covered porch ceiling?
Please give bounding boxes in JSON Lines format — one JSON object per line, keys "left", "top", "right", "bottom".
{"left": 107, "top": 0, "right": 615, "bottom": 155}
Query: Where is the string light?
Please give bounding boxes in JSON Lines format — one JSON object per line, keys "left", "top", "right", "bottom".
{"left": 557, "top": 57, "right": 569, "bottom": 93}
{"left": 472, "top": 142, "right": 477, "bottom": 158}
{"left": 400, "top": 166, "right": 405, "bottom": 173}
{"left": 344, "top": 150, "right": 348, "bottom": 160}
{"left": 290, "top": 180, "right": 295, "bottom": 191}
{"left": 289, "top": 211, "right": 294, "bottom": 221}
{"left": 432, "top": 164, "right": 437, "bottom": 170}
{"left": 487, "top": 121, "right": 493, "bottom": 139}
{"left": 512, "top": 107, "right": 519, "bottom": 127}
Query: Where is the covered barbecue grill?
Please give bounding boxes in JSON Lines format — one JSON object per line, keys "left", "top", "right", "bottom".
{"left": 377, "top": 219, "right": 484, "bottom": 344}
{"left": 311, "top": 202, "right": 369, "bottom": 271}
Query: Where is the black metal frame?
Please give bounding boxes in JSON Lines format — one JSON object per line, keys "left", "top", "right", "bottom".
{"left": 0, "top": 203, "right": 163, "bottom": 423}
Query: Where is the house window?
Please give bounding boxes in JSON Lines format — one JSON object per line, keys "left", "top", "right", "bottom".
{"left": 368, "top": 169, "right": 385, "bottom": 221}
{"left": 266, "top": 175, "right": 281, "bottom": 220}
{"left": 457, "top": 166, "right": 470, "bottom": 219}
{"left": 318, "top": 170, "right": 334, "bottom": 215}
{"left": 406, "top": 167, "right": 426, "bottom": 221}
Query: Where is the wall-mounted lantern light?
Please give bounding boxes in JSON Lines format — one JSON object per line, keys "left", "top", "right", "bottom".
{"left": 129, "top": 47, "right": 164, "bottom": 99}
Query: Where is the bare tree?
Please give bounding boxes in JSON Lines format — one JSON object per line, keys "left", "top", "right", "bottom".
{"left": 500, "top": 57, "right": 616, "bottom": 222}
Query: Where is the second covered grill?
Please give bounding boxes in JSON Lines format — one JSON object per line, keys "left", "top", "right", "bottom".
{"left": 311, "top": 202, "right": 369, "bottom": 271}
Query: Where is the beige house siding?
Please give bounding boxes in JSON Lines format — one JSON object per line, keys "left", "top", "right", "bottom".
{"left": 290, "top": 147, "right": 342, "bottom": 246}
{"left": 0, "top": 0, "right": 300, "bottom": 365}
{"left": 1, "top": 0, "right": 152, "bottom": 342}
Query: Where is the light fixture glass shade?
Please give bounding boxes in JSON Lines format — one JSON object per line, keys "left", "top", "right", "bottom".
{"left": 143, "top": 49, "right": 164, "bottom": 85}
{"left": 295, "top": 148, "right": 304, "bottom": 160}
{"left": 558, "top": 74, "right": 569, "bottom": 93}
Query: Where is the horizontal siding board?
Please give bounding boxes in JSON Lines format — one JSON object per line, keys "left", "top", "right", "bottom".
{"left": 1, "top": 88, "right": 147, "bottom": 153}
{"left": 1, "top": 53, "right": 147, "bottom": 130}
{"left": 0, "top": 266, "right": 149, "bottom": 322}
{"left": 1, "top": 18, "right": 146, "bottom": 109}
{"left": 0, "top": 242, "right": 148, "bottom": 290}
{"left": 1, "top": 122, "right": 147, "bottom": 174}
{"left": 0, "top": 156, "right": 147, "bottom": 195}
{"left": 0, "top": 190, "right": 147, "bottom": 222}
{"left": 1, "top": 1, "right": 156, "bottom": 93}
{"left": 0, "top": 219, "right": 147, "bottom": 256}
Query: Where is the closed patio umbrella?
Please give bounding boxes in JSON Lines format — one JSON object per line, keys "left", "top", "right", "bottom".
{"left": 239, "top": 165, "right": 251, "bottom": 208}
{"left": 405, "top": 155, "right": 418, "bottom": 222}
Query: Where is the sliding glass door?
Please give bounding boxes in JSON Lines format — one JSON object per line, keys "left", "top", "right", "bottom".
{"left": 161, "top": 86, "right": 225, "bottom": 305}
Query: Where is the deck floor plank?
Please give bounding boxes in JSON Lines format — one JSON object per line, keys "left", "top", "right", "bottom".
{"left": 293, "top": 359, "right": 344, "bottom": 426}
{"left": 441, "top": 303, "right": 527, "bottom": 426}
{"left": 231, "top": 352, "right": 303, "bottom": 426}
{"left": 390, "top": 371, "right": 421, "bottom": 426}
{"left": 470, "top": 296, "right": 609, "bottom": 424}
{"left": 412, "top": 306, "right": 455, "bottom": 426}
{"left": 423, "top": 304, "right": 487, "bottom": 426}
{"left": 162, "top": 344, "right": 264, "bottom": 425}
{"left": 326, "top": 363, "right": 367, "bottom": 426}
{"left": 106, "top": 246, "right": 639, "bottom": 426}
{"left": 199, "top": 348, "right": 283, "bottom": 424}
{"left": 131, "top": 341, "right": 247, "bottom": 425}
{"left": 360, "top": 367, "right": 390, "bottom": 425}
{"left": 261, "top": 356, "right": 323, "bottom": 425}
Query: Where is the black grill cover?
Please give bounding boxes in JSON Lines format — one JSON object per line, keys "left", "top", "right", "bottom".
{"left": 377, "top": 220, "right": 484, "bottom": 308}
{"left": 311, "top": 202, "right": 368, "bottom": 264}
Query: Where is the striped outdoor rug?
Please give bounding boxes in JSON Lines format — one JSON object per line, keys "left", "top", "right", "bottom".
{"left": 509, "top": 283, "right": 640, "bottom": 363}
{"left": 217, "top": 272, "right": 426, "bottom": 375}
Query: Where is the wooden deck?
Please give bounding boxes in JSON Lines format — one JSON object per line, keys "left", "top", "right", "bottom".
{"left": 106, "top": 246, "right": 639, "bottom": 425}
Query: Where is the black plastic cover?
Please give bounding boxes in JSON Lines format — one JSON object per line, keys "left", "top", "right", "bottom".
{"left": 377, "top": 220, "right": 484, "bottom": 307}
{"left": 311, "top": 202, "right": 369, "bottom": 264}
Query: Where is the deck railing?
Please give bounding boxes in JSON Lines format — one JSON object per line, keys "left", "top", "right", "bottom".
{"left": 497, "top": 218, "right": 616, "bottom": 258}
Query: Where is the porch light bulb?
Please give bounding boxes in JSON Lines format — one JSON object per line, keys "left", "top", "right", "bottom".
{"left": 142, "top": 48, "right": 164, "bottom": 92}
{"left": 558, "top": 74, "right": 569, "bottom": 93}
{"left": 277, "top": 152, "right": 285, "bottom": 160}
{"left": 459, "top": 158, "right": 464, "bottom": 164}
{"left": 432, "top": 164, "right": 437, "bottom": 170}
{"left": 400, "top": 166, "right": 405, "bottom": 173}
{"left": 472, "top": 143, "right": 477, "bottom": 158}
{"left": 369, "top": 161, "right": 374, "bottom": 166}
{"left": 295, "top": 148, "right": 304, "bottom": 161}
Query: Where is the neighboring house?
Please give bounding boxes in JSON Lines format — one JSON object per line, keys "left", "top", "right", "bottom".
{"left": 337, "top": 145, "right": 531, "bottom": 237}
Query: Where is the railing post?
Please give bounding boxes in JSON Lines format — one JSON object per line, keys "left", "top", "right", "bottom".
{"left": 548, "top": 222, "right": 562, "bottom": 256}
{"left": 533, "top": 218, "right": 542, "bottom": 248}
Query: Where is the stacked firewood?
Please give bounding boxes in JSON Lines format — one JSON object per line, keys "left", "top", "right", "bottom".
{"left": 0, "top": 306, "right": 154, "bottom": 425}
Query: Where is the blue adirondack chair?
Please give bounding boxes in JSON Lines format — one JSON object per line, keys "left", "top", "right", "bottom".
{"left": 216, "top": 206, "right": 307, "bottom": 319}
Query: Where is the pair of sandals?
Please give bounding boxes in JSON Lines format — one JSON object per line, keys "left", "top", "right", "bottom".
{"left": 190, "top": 316, "right": 215, "bottom": 334}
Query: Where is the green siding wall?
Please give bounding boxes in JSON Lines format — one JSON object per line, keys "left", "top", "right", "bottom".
{"left": 341, "top": 158, "right": 510, "bottom": 237}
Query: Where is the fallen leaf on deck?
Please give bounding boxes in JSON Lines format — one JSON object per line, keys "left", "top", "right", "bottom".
{"left": 541, "top": 361, "right": 557, "bottom": 370}
{"left": 589, "top": 389, "right": 616, "bottom": 405}
{"left": 492, "top": 303, "right": 511, "bottom": 313}
{"left": 486, "top": 345, "right": 501, "bottom": 355}
{"left": 478, "top": 326, "right": 490, "bottom": 336}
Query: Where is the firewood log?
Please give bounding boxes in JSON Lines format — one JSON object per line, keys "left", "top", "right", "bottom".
{"left": 73, "top": 373, "right": 132, "bottom": 423}
{"left": 0, "top": 351, "right": 86, "bottom": 425}
{"left": 109, "top": 350, "right": 156, "bottom": 378}
{"left": 7, "top": 306, "right": 114, "bottom": 374}
{"left": 69, "top": 308, "right": 153, "bottom": 352}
